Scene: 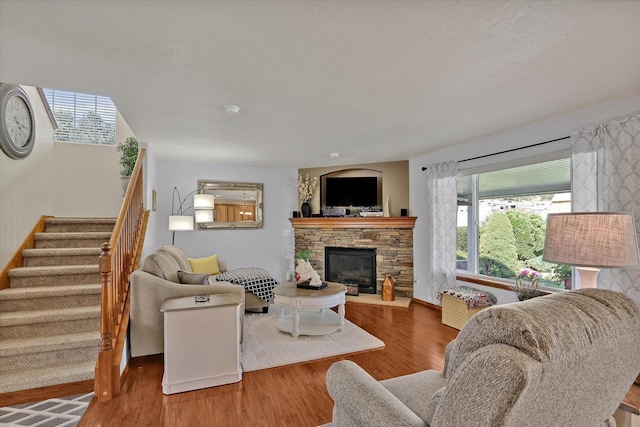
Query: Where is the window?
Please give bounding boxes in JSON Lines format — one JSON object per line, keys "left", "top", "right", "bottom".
{"left": 457, "top": 157, "right": 572, "bottom": 290}
{"left": 42, "top": 88, "right": 116, "bottom": 144}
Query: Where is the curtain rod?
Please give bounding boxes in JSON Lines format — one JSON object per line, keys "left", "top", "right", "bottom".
{"left": 421, "top": 135, "right": 570, "bottom": 171}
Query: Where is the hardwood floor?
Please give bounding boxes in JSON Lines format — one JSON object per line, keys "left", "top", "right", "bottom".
{"left": 79, "top": 301, "right": 458, "bottom": 427}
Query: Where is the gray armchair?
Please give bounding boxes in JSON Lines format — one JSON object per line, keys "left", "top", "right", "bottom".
{"left": 326, "top": 289, "right": 640, "bottom": 426}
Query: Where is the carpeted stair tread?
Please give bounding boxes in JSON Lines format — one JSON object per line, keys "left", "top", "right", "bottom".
{"left": 0, "top": 306, "right": 100, "bottom": 327}
{"left": 0, "top": 284, "right": 101, "bottom": 300}
{"left": 34, "top": 232, "right": 112, "bottom": 240}
{"left": 23, "top": 247, "right": 103, "bottom": 257}
{"left": 8, "top": 264, "right": 99, "bottom": 278}
{"left": 22, "top": 247, "right": 103, "bottom": 267}
{"left": 0, "top": 360, "right": 95, "bottom": 394}
{"left": 46, "top": 217, "right": 116, "bottom": 225}
{"left": 0, "top": 331, "right": 100, "bottom": 357}
{"left": 45, "top": 217, "right": 116, "bottom": 233}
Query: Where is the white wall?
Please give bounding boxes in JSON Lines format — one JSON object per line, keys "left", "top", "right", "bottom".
{"left": 147, "top": 157, "right": 298, "bottom": 282}
{"left": 52, "top": 108, "right": 137, "bottom": 217}
{"left": 410, "top": 95, "right": 640, "bottom": 305}
{"left": 0, "top": 86, "right": 54, "bottom": 267}
{"left": 52, "top": 142, "right": 123, "bottom": 217}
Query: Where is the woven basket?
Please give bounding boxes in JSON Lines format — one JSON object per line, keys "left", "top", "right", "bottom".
{"left": 441, "top": 294, "right": 487, "bottom": 330}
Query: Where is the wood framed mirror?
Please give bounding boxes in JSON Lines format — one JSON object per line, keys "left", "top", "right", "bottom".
{"left": 197, "top": 180, "right": 263, "bottom": 229}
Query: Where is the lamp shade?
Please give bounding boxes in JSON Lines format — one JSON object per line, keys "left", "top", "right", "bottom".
{"left": 543, "top": 212, "right": 640, "bottom": 268}
{"left": 168, "top": 215, "right": 194, "bottom": 231}
{"left": 193, "top": 194, "right": 215, "bottom": 209}
{"left": 195, "top": 209, "right": 214, "bottom": 223}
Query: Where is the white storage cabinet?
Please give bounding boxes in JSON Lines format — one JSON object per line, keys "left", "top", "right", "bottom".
{"left": 161, "top": 293, "right": 242, "bottom": 394}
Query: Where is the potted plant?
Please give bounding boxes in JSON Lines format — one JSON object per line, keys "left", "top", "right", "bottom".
{"left": 552, "top": 264, "right": 572, "bottom": 290}
{"left": 295, "top": 249, "right": 311, "bottom": 281}
{"left": 116, "top": 137, "right": 139, "bottom": 195}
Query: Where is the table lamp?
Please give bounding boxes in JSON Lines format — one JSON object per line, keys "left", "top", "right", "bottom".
{"left": 542, "top": 212, "right": 640, "bottom": 288}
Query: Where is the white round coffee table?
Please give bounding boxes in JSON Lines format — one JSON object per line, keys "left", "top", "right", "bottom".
{"left": 273, "top": 281, "right": 347, "bottom": 339}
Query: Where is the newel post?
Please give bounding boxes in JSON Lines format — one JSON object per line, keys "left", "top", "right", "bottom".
{"left": 96, "top": 243, "right": 113, "bottom": 401}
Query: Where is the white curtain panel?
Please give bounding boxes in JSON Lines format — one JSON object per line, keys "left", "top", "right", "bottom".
{"left": 425, "top": 161, "right": 458, "bottom": 303}
{"left": 571, "top": 114, "right": 640, "bottom": 304}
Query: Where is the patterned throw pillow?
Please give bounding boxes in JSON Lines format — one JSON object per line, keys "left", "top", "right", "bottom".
{"left": 177, "top": 270, "right": 209, "bottom": 285}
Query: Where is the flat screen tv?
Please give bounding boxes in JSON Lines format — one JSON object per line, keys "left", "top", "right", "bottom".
{"left": 325, "top": 177, "right": 378, "bottom": 207}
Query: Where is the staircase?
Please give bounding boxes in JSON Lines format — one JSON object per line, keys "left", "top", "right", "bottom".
{"left": 0, "top": 217, "right": 115, "bottom": 394}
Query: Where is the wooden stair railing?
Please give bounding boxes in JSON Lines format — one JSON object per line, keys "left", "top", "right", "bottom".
{"left": 95, "top": 148, "right": 149, "bottom": 401}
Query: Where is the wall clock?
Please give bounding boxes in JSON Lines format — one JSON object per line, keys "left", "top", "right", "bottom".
{"left": 0, "top": 83, "right": 36, "bottom": 159}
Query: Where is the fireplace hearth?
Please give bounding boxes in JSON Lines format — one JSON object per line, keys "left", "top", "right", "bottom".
{"left": 325, "top": 247, "right": 376, "bottom": 294}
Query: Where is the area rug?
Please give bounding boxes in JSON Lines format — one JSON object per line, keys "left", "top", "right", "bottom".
{"left": 241, "top": 312, "right": 384, "bottom": 372}
{"left": 0, "top": 392, "right": 93, "bottom": 426}
{"left": 346, "top": 294, "right": 411, "bottom": 308}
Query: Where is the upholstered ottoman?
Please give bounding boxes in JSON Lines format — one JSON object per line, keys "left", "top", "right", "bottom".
{"left": 437, "top": 286, "right": 496, "bottom": 330}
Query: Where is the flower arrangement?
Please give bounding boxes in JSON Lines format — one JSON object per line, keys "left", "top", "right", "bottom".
{"left": 297, "top": 174, "right": 318, "bottom": 202}
{"left": 516, "top": 269, "right": 539, "bottom": 282}
{"left": 513, "top": 268, "right": 542, "bottom": 301}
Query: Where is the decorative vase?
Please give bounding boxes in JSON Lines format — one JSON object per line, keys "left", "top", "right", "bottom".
{"left": 301, "top": 201, "right": 311, "bottom": 218}
{"left": 120, "top": 177, "right": 130, "bottom": 196}
{"left": 383, "top": 196, "right": 390, "bottom": 217}
{"left": 382, "top": 273, "right": 395, "bottom": 301}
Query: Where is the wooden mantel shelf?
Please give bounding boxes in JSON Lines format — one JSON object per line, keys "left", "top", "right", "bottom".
{"left": 289, "top": 216, "right": 416, "bottom": 229}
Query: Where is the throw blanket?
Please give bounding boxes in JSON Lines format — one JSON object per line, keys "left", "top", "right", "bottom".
{"left": 437, "top": 286, "right": 497, "bottom": 309}
{"left": 215, "top": 268, "right": 278, "bottom": 302}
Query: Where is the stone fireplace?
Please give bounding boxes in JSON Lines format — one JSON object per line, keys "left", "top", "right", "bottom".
{"left": 290, "top": 217, "right": 416, "bottom": 298}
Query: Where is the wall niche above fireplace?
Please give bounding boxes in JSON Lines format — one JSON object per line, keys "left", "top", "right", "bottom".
{"left": 298, "top": 160, "right": 408, "bottom": 217}
{"left": 321, "top": 169, "right": 382, "bottom": 210}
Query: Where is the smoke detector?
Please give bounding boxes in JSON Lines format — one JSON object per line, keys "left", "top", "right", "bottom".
{"left": 224, "top": 105, "right": 240, "bottom": 115}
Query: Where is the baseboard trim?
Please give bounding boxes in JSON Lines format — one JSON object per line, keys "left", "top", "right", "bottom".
{"left": 411, "top": 298, "right": 441, "bottom": 311}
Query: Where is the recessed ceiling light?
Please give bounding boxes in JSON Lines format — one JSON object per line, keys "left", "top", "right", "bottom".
{"left": 224, "top": 105, "right": 240, "bottom": 115}
{"left": 330, "top": 153, "right": 340, "bottom": 158}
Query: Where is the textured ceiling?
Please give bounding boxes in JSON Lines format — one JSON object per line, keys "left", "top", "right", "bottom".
{"left": 1, "top": 1, "right": 639, "bottom": 167}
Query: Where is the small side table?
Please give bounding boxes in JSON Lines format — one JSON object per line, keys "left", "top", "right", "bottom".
{"left": 161, "top": 293, "right": 242, "bottom": 395}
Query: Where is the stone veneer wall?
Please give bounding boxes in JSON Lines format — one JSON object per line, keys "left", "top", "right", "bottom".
{"left": 294, "top": 228, "right": 414, "bottom": 298}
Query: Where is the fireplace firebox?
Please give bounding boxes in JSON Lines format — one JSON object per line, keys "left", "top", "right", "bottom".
{"left": 325, "top": 247, "right": 376, "bottom": 294}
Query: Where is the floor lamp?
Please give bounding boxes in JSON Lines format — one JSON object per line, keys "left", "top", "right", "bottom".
{"left": 168, "top": 189, "right": 215, "bottom": 244}
{"left": 168, "top": 215, "right": 193, "bottom": 245}
{"left": 542, "top": 212, "right": 640, "bottom": 288}
{"left": 169, "top": 187, "right": 195, "bottom": 245}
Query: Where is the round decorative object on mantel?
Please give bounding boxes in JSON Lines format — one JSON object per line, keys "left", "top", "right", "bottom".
{"left": 0, "top": 83, "right": 36, "bottom": 160}
{"left": 300, "top": 202, "right": 311, "bottom": 218}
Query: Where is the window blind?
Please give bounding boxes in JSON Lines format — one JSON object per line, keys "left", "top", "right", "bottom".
{"left": 42, "top": 88, "right": 116, "bottom": 144}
